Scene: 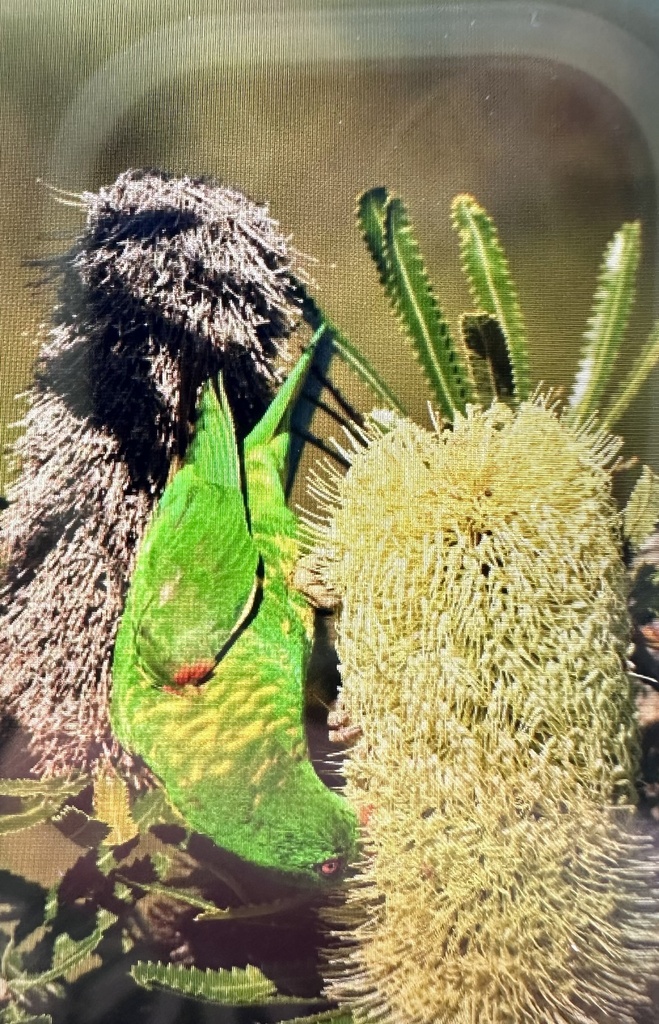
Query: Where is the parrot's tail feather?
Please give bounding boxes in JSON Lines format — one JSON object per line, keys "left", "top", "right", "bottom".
{"left": 188, "top": 376, "right": 242, "bottom": 495}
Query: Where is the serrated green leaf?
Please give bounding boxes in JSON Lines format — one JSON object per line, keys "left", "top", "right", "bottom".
{"left": 0, "top": 774, "right": 87, "bottom": 836}
{"left": 603, "top": 318, "right": 659, "bottom": 428}
{"left": 8, "top": 910, "right": 116, "bottom": 994}
{"left": 130, "top": 962, "right": 280, "bottom": 1005}
{"left": 283, "top": 1013, "right": 353, "bottom": 1024}
{"left": 44, "top": 908, "right": 115, "bottom": 983}
{"left": 451, "top": 194, "right": 530, "bottom": 402}
{"left": 131, "top": 788, "right": 185, "bottom": 831}
{"left": 50, "top": 805, "right": 109, "bottom": 848}
{"left": 569, "top": 221, "right": 641, "bottom": 419}
{"left": 461, "top": 314, "right": 515, "bottom": 405}
{"left": 386, "top": 197, "right": 472, "bottom": 417}
{"left": 624, "top": 466, "right": 659, "bottom": 553}
{"left": 357, "top": 187, "right": 389, "bottom": 281}
{"left": 357, "top": 189, "right": 471, "bottom": 419}
{"left": 93, "top": 772, "right": 137, "bottom": 847}
{"left": 0, "top": 777, "right": 86, "bottom": 801}
{"left": 0, "top": 800, "right": 60, "bottom": 836}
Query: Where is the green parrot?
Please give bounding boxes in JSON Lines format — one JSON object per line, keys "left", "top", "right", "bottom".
{"left": 111, "top": 345, "right": 357, "bottom": 886}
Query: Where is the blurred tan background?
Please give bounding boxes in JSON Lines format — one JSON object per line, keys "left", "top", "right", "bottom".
{"left": 0, "top": 0, "right": 657, "bottom": 492}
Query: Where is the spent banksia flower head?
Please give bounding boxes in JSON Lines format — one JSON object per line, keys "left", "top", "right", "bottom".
{"left": 307, "top": 400, "right": 659, "bottom": 1024}
{"left": 0, "top": 169, "right": 303, "bottom": 776}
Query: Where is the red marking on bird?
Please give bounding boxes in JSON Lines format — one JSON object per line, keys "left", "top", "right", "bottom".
{"left": 171, "top": 660, "right": 216, "bottom": 687}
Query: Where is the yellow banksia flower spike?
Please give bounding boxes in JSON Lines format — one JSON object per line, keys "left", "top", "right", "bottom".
{"left": 307, "top": 399, "right": 659, "bottom": 1024}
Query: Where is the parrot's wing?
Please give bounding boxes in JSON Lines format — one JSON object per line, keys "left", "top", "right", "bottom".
{"left": 126, "top": 377, "right": 261, "bottom": 689}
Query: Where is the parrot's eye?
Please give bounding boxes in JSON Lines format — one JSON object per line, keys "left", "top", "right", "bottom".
{"left": 317, "top": 856, "right": 343, "bottom": 877}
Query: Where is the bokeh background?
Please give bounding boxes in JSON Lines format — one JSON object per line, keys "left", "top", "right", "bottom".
{"left": 1, "top": 0, "right": 659, "bottom": 495}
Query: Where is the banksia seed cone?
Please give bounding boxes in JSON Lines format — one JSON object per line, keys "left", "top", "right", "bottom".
{"left": 307, "top": 399, "right": 659, "bottom": 1024}
{"left": 0, "top": 169, "right": 302, "bottom": 776}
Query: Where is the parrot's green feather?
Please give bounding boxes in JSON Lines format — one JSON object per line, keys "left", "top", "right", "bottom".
{"left": 120, "top": 378, "right": 260, "bottom": 690}
{"left": 111, "top": 347, "right": 357, "bottom": 885}
{"left": 188, "top": 377, "right": 243, "bottom": 491}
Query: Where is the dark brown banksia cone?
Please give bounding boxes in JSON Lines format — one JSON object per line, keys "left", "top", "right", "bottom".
{"left": 0, "top": 169, "right": 303, "bottom": 777}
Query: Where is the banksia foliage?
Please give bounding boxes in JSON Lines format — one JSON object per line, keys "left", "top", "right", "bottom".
{"left": 356, "top": 189, "right": 473, "bottom": 419}
{"left": 0, "top": 169, "right": 302, "bottom": 776}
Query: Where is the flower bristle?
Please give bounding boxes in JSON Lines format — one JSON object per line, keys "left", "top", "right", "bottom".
{"left": 308, "top": 397, "right": 659, "bottom": 1024}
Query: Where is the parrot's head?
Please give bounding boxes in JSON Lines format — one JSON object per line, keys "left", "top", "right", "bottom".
{"left": 244, "top": 765, "right": 359, "bottom": 887}
{"left": 168, "top": 757, "right": 359, "bottom": 888}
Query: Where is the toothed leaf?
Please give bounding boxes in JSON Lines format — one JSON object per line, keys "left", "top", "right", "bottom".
{"left": 386, "top": 197, "right": 471, "bottom": 417}
{"left": 0, "top": 777, "right": 86, "bottom": 800}
{"left": 451, "top": 194, "right": 530, "bottom": 402}
{"left": 131, "top": 961, "right": 285, "bottom": 1005}
{"left": 603, "top": 318, "right": 659, "bottom": 428}
{"left": 358, "top": 189, "right": 471, "bottom": 419}
{"left": 569, "top": 221, "right": 641, "bottom": 418}
{"left": 50, "top": 910, "right": 116, "bottom": 982}
{"left": 93, "top": 772, "right": 137, "bottom": 846}
{"left": 461, "top": 314, "right": 515, "bottom": 405}
{"left": 8, "top": 910, "right": 116, "bottom": 993}
{"left": 624, "top": 465, "right": 659, "bottom": 553}
{"left": 0, "top": 800, "right": 62, "bottom": 836}
{"left": 50, "top": 806, "right": 109, "bottom": 848}
{"left": 356, "top": 187, "right": 390, "bottom": 282}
